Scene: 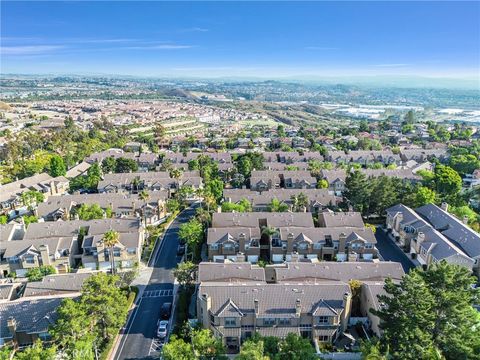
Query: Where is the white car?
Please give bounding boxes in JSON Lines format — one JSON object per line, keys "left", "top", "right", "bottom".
{"left": 157, "top": 320, "right": 169, "bottom": 338}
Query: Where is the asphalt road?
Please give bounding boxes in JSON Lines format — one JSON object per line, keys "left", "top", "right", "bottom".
{"left": 375, "top": 228, "right": 416, "bottom": 273}
{"left": 113, "top": 206, "right": 197, "bottom": 360}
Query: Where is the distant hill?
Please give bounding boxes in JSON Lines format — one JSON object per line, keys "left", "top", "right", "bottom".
{"left": 161, "top": 88, "right": 195, "bottom": 100}
{"left": 0, "top": 101, "right": 12, "bottom": 110}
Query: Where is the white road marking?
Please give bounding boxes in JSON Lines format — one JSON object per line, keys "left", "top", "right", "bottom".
{"left": 142, "top": 289, "right": 173, "bottom": 298}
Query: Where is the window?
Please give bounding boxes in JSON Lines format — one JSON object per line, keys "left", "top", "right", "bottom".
{"left": 298, "top": 243, "right": 308, "bottom": 250}
{"left": 319, "top": 335, "right": 329, "bottom": 342}
{"left": 210, "top": 244, "right": 219, "bottom": 250}
{"left": 113, "top": 250, "right": 121, "bottom": 257}
{"left": 38, "top": 332, "right": 51, "bottom": 341}
{"left": 313, "top": 243, "right": 322, "bottom": 250}
{"left": 127, "top": 248, "right": 136, "bottom": 255}
{"left": 365, "top": 243, "right": 373, "bottom": 249}
{"left": 278, "top": 318, "right": 290, "bottom": 326}
{"left": 263, "top": 318, "right": 275, "bottom": 326}
{"left": 225, "top": 318, "right": 237, "bottom": 327}
{"left": 317, "top": 316, "right": 329, "bottom": 324}
{"left": 223, "top": 242, "right": 235, "bottom": 251}
{"left": 8, "top": 256, "right": 20, "bottom": 264}
{"left": 24, "top": 255, "right": 35, "bottom": 264}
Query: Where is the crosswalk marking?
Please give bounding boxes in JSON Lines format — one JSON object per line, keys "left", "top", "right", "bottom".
{"left": 149, "top": 338, "right": 164, "bottom": 355}
{"left": 142, "top": 289, "right": 173, "bottom": 298}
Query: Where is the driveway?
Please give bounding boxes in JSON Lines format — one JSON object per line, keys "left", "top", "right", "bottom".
{"left": 375, "top": 228, "right": 416, "bottom": 273}
{"left": 113, "top": 206, "right": 198, "bottom": 360}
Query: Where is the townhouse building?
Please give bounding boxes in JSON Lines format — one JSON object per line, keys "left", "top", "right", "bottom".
{"left": 250, "top": 171, "right": 316, "bottom": 191}
{"left": 0, "top": 219, "right": 144, "bottom": 277}
{"left": 35, "top": 191, "right": 167, "bottom": 224}
{"left": 196, "top": 261, "right": 405, "bottom": 351}
{"left": 0, "top": 173, "right": 69, "bottom": 217}
{"left": 208, "top": 211, "right": 377, "bottom": 263}
{"left": 223, "top": 188, "right": 339, "bottom": 213}
{"left": 97, "top": 170, "right": 202, "bottom": 193}
{"left": 386, "top": 203, "right": 477, "bottom": 272}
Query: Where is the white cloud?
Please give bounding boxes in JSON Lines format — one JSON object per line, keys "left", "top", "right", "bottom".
{"left": 0, "top": 45, "right": 64, "bottom": 55}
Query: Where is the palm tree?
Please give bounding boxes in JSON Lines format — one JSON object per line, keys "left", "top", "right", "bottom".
{"left": 139, "top": 190, "right": 150, "bottom": 225}
{"left": 169, "top": 168, "right": 183, "bottom": 179}
{"left": 131, "top": 176, "right": 141, "bottom": 194}
{"left": 102, "top": 230, "right": 120, "bottom": 274}
{"left": 296, "top": 192, "right": 309, "bottom": 211}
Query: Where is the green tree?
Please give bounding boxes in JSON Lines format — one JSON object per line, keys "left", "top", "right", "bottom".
{"left": 13, "top": 340, "right": 56, "bottom": 360}
{"left": 115, "top": 157, "right": 138, "bottom": 173}
{"left": 449, "top": 154, "right": 480, "bottom": 176}
{"left": 236, "top": 338, "right": 269, "bottom": 360}
{"left": 317, "top": 179, "right": 329, "bottom": 189}
{"left": 345, "top": 170, "right": 372, "bottom": 215}
{"left": 372, "top": 261, "right": 480, "bottom": 360}
{"left": 101, "top": 157, "right": 116, "bottom": 173}
{"left": 434, "top": 165, "right": 462, "bottom": 198}
{"left": 162, "top": 335, "right": 195, "bottom": 360}
{"left": 26, "top": 265, "right": 56, "bottom": 281}
{"left": 191, "top": 329, "right": 225, "bottom": 359}
{"left": 74, "top": 203, "right": 105, "bottom": 220}
{"left": 49, "top": 155, "right": 66, "bottom": 177}
{"left": 102, "top": 230, "right": 119, "bottom": 274}
{"left": 166, "top": 199, "right": 180, "bottom": 213}
{"left": 277, "top": 124, "right": 286, "bottom": 137}
{"left": 179, "top": 219, "right": 204, "bottom": 249}
{"left": 277, "top": 333, "right": 317, "bottom": 360}
{"left": 173, "top": 261, "right": 197, "bottom": 287}
{"left": 206, "top": 178, "right": 224, "bottom": 204}
{"left": 50, "top": 297, "right": 92, "bottom": 358}
{"left": 139, "top": 190, "right": 150, "bottom": 225}
{"left": 80, "top": 273, "right": 129, "bottom": 341}
{"left": 267, "top": 198, "right": 289, "bottom": 212}
{"left": 360, "top": 339, "right": 389, "bottom": 360}
{"left": 405, "top": 185, "right": 437, "bottom": 208}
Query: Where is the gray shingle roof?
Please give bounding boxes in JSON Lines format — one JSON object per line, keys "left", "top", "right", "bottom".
{"left": 23, "top": 273, "right": 92, "bottom": 297}
{"left": 416, "top": 204, "right": 480, "bottom": 258}
{"left": 0, "top": 295, "right": 77, "bottom": 339}
{"left": 274, "top": 262, "right": 404, "bottom": 283}
{"left": 198, "top": 262, "right": 266, "bottom": 283}
{"left": 212, "top": 212, "right": 314, "bottom": 228}
{"left": 199, "top": 282, "right": 350, "bottom": 317}
{"left": 318, "top": 212, "right": 364, "bottom": 228}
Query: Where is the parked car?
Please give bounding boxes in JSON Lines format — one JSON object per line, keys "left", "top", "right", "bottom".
{"left": 177, "top": 244, "right": 186, "bottom": 256}
{"left": 160, "top": 302, "right": 172, "bottom": 320}
{"left": 157, "top": 320, "right": 169, "bottom": 338}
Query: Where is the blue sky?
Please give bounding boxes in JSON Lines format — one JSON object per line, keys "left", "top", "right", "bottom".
{"left": 1, "top": 1, "right": 479, "bottom": 80}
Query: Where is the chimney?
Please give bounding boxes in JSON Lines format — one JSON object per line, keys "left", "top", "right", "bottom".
{"left": 7, "top": 317, "right": 17, "bottom": 338}
{"left": 254, "top": 299, "right": 259, "bottom": 315}
{"left": 290, "top": 252, "right": 299, "bottom": 262}
{"left": 295, "top": 299, "right": 301, "bottom": 317}
{"left": 441, "top": 202, "right": 448, "bottom": 212}
{"left": 417, "top": 232, "right": 425, "bottom": 244}
{"left": 338, "top": 232, "right": 347, "bottom": 252}
{"left": 39, "top": 244, "right": 51, "bottom": 266}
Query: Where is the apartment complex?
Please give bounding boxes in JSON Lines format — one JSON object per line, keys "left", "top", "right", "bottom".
{"left": 197, "top": 261, "right": 404, "bottom": 351}
{"left": 386, "top": 203, "right": 478, "bottom": 273}
{"left": 208, "top": 211, "right": 377, "bottom": 263}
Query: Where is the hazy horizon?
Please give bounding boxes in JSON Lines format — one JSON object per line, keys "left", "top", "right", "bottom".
{"left": 1, "top": 1, "right": 479, "bottom": 84}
